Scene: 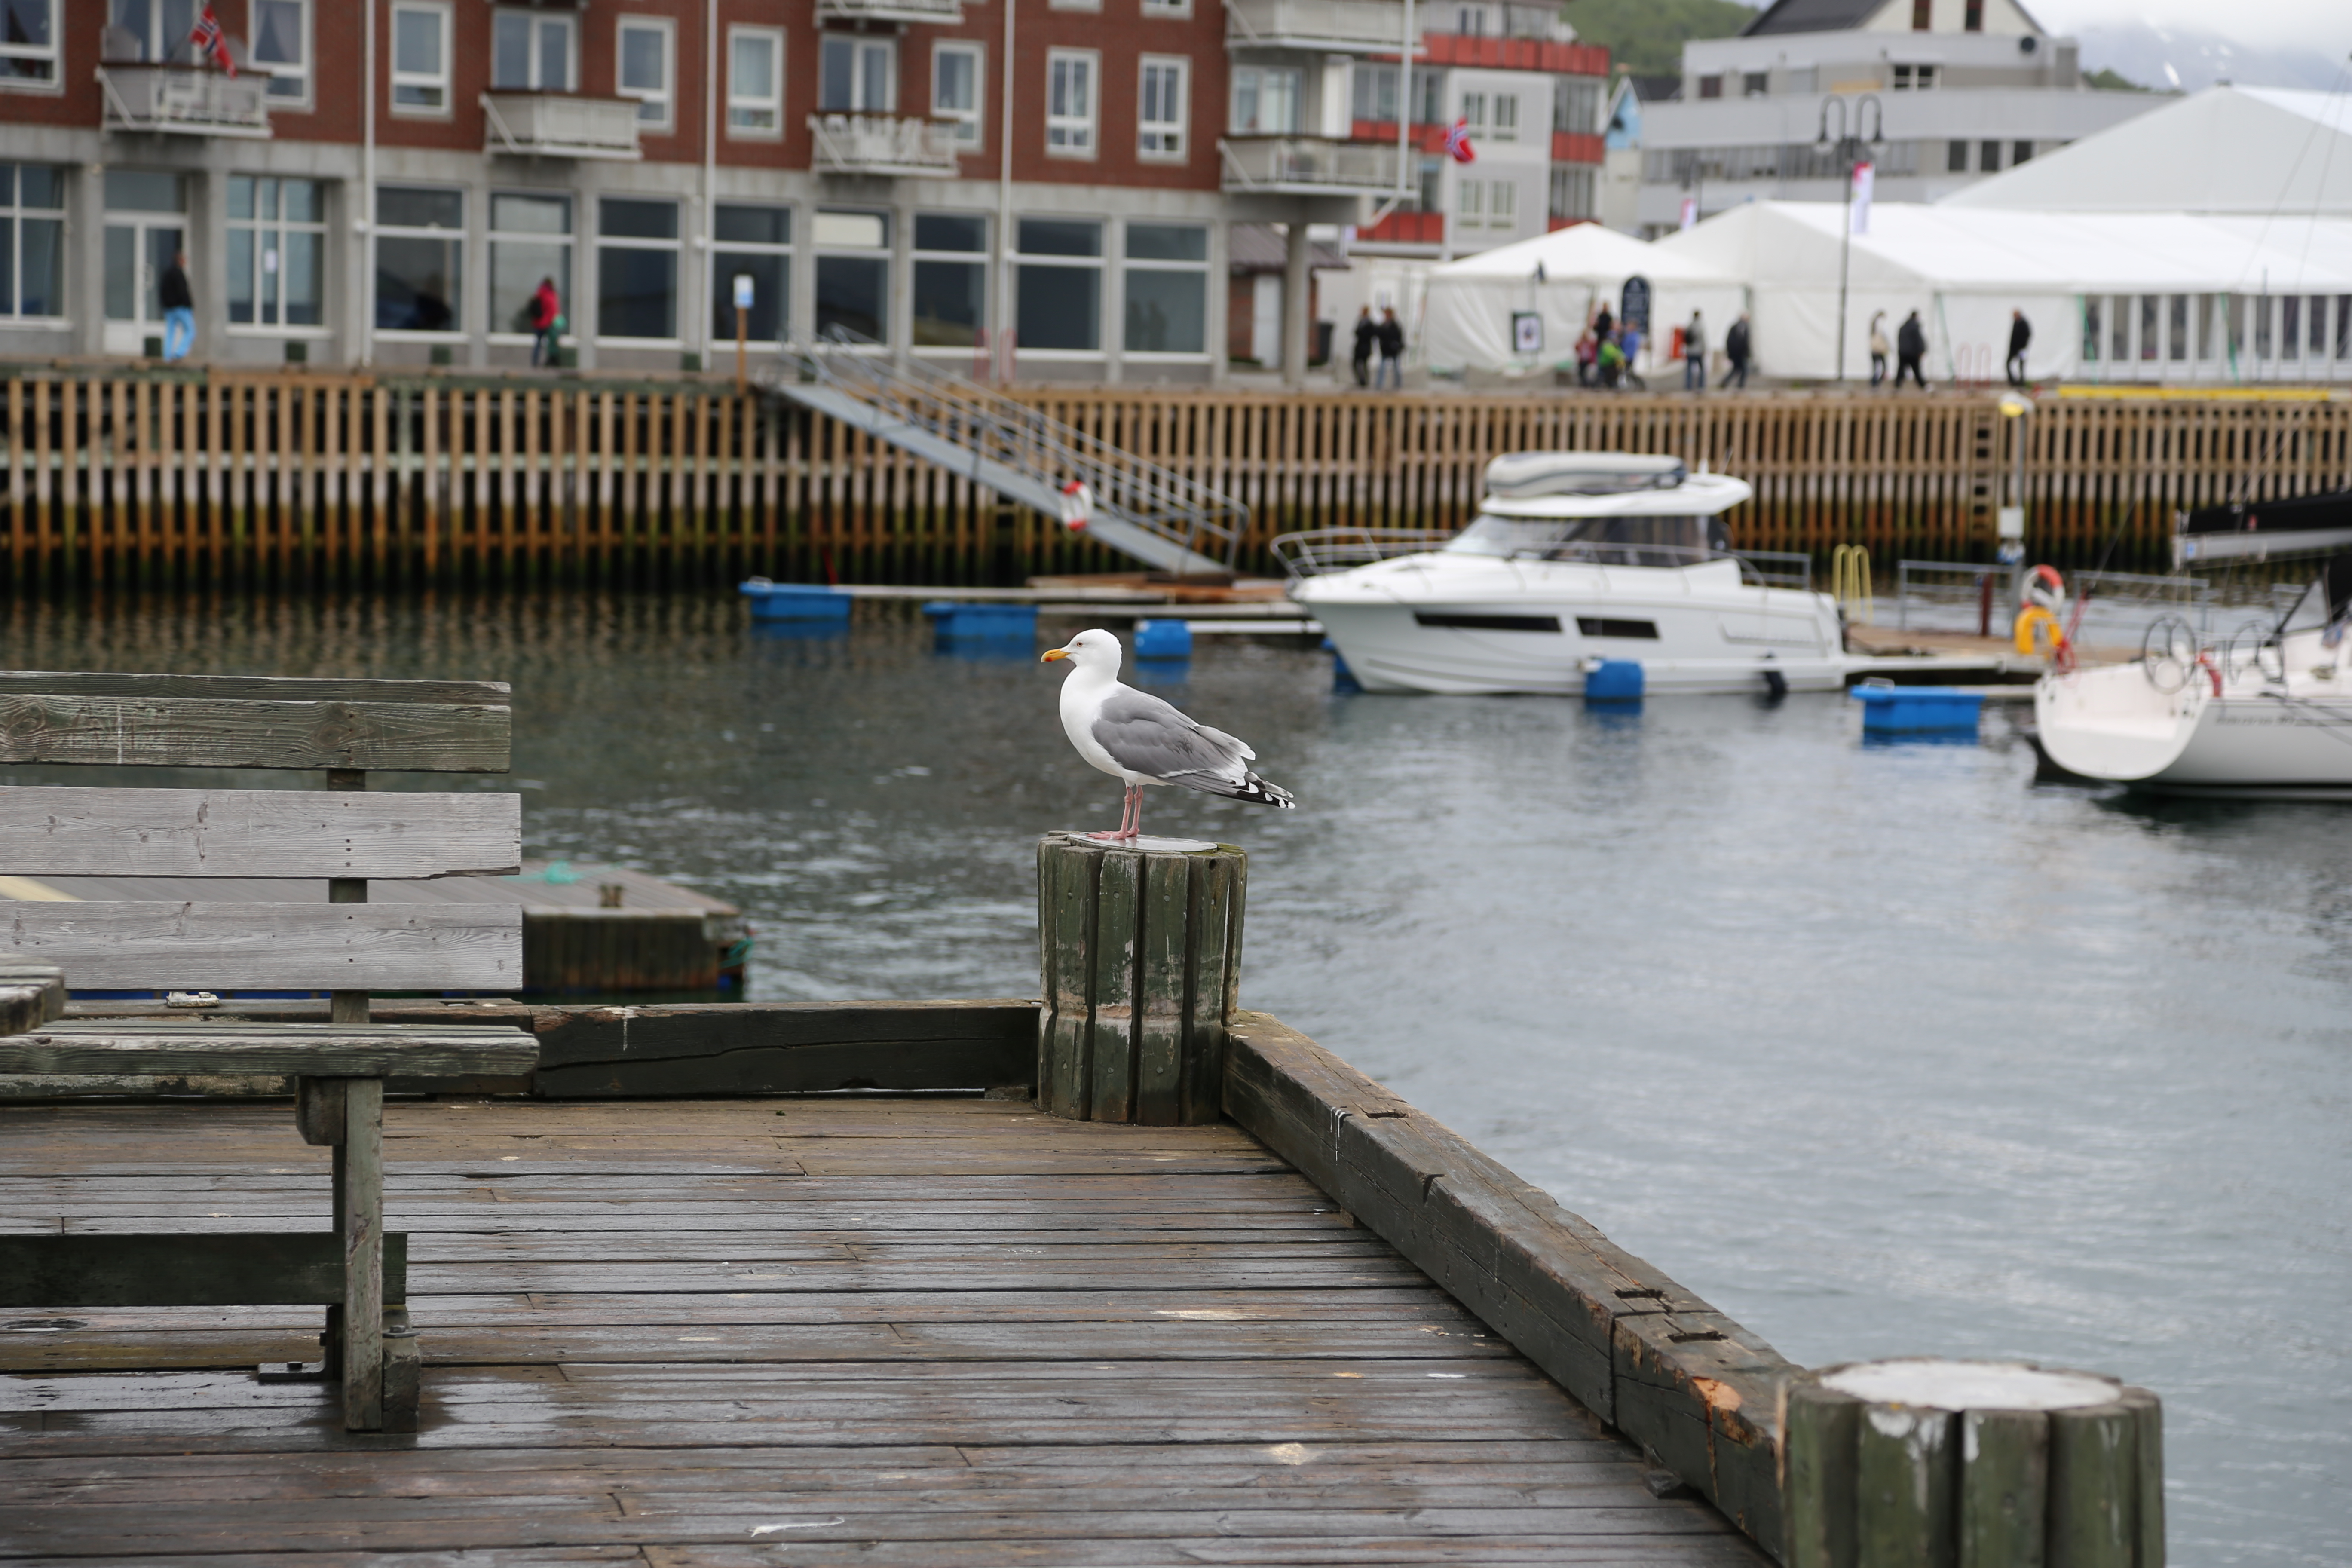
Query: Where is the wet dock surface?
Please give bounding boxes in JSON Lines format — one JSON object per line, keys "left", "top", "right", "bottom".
{"left": 1, "top": 1096, "right": 1761, "bottom": 1565}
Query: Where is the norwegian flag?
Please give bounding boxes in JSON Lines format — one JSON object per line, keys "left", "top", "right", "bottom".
{"left": 188, "top": 2, "right": 236, "bottom": 74}
{"left": 1437, "top": 118, "right": 1475, "bottom": 165}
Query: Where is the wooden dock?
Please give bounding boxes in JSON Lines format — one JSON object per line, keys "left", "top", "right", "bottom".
{"left": 0, "top": 1003, "right": 1785, "bottom": 1565}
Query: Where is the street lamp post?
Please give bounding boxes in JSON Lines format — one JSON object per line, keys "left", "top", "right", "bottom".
{"left": 1816, "top": 94, "right": 1882, "bottom": 383}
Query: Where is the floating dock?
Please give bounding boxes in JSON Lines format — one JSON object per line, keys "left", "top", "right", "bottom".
{"left": 0, "top": 860, "right": 746, "bottom": 997}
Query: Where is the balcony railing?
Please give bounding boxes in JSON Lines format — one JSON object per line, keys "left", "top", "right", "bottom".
{"left": 482, "top": 92, "right": 643, "bottom": 160}
{"left": 808, "top": 114, "right": 962, "bottom": 178}
{"left": 97, "top": 65, "right": 272, "bottom": 137}
{"left": 815, "top": 0, "right": 963, "bottom": 23}
{"left": 1225, "top": 0, "right": 1414, "bottom": 53}
{"left": 1220, "top": 136, "right": 1406, "bottom": 197}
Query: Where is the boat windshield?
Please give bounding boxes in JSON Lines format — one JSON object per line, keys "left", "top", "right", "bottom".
{"left": 1442, "top": 512, "right": 1728, "bottom": 567}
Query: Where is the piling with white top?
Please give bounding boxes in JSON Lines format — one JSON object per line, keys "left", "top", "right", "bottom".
{"left": 1035, "top": 833, "right": 1246, "bottom": 1125}
{"left": 1784, "top": 1357, "right": 2163, "bottom": 1568}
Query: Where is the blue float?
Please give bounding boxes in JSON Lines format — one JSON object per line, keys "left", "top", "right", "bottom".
{"left": 922, "top": 601, "right": 1039, "bottom": 640}
{"left": 1583, "top": 658, "right": 1645, "bottom": 702}
{"left": 1133, "top": 619, "right": 1194, "bottom": 659}
{"left": 1850, "top": 683, "right": 1985, "bottom": 734}
{"left": 740, "top": 579, "right": 851, "bottom": 622}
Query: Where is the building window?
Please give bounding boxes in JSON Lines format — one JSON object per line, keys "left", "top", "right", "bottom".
{"left": 1047, "top": 50, "right": 1096, "bottom": 154}
{"left": 490, "top": 192, "right": 571, "bottom": 338}
{"left": 1488, "top": 179, "right": 1516, "bottom": 228}
{"left": 1697, "top": 74, "right": 1721, "bottom": 100}
{"left": 1418, "top": 155, "right": 1441, "bottom": 213}
{"left": 617, "top": 16, "right": 673, "bottom": 130}
{"left": 227, "top": 175, "right": 323, "bottom": 329}
{"left": 1016, "top": 217, "right": 1101, "bottom": 352}
{"left": 1741, "top": 72, "right": 1767, "bottom": 98}
{"left": 1892, "top": 64, "right": 1936, "bottom": 89}
{"left": 2012, "top": 139, "right": 2033, "bottom": 165}
{"left": 2312, "top": 294, "right": 2331, "bottom": 358}
{"left": 1548, "top": 165, "right": 1594, "bottom": 223}
{"left": 493, "top": 9, "right": 573, "bottom": 91}
{"left": 1946, "top": 139, "right": 1967, "bottom": 172}
{"left": 713, "top": 204, "right": 789, "bottom": 345}
{"left": 933, "top": 41, "right": 982, "bottom": 146}
{"left": 251, "top": 0, "right": 310, "bottom": 102}
{"left": 1139, "top": 57, "right": 1187, "bottom": 158}
{"left": 1978, "top": 139, "right": 2001, "bottom": 172}
{"left": 1, "top": 0, "right": 55, "bottom": 80}
{"left": 814, "top": 208, "right": 889, "bottom": 343}
{"left": 2141, "top": 293, "right": 2160, "bottom": 361}
{"left": 106, "top": 0, "right": 191, "bottom": 64}
{"left": 1492, "top": 93, "right": 1518, "bottom": 139}
{"left": 1353, "top": 63, "right": 1397, "bottom": 125}
{"left": 1458, "top": 178, "right": 1481, "bottom": 224}
{"left": 913, "top": 213, "right": 986, "bottom": 348}
{"left": 374, "top": 185, "right": 462, "bottom": 332}
{"left": 1912, "top": 0, "right": 1929, "bottom": 26}
{"left": 1142, "top": 0, "right": 1190, "bottom": 15}
{"left": 2254, "top": 295, "right": 2273, "bottom": 359}
{"left": 2334, "top": 295, "right": 2349, "bottom": 361}
{"left": 1415, "top": 67, "right": 1442, "bottom": 126}
{"left": 821, "top": 36, "right": 893, "bottom": 112}
{"left": 1553, "top": 78, "right": 1600, "bottom": 135}
{"left": 2081, "top": 296, "right": 2099, "bottom": 363}
{"left": 1454, "top": 5, "right": 1488, "bottom": 35}
{"left": 728, "top": 27, "right": 782, "bottom": 136}
{"left": 597, "top": 197, "right": 679, "bottom": 340}
{"left": 2109, "top": 294, "right": 2128, "bottom": 361}
{"left": 2168, "top": 294, "right": 2188, "bottom": 362}
{"left": 1231, "top": 65, "right": 1298, "bottom": 135}
{"left": 0, "top": 165, "right": 64, "bottom": 317}
{"left": 390, "top": 1, "right": 449, "bottom": 113}
{"left": 1050, "top": 0, "right": 1099, "bottom": 12}
{"left": 1963, "top": 0, "right": 1982, "bottom": 29}
{"left": 1124, "top": 222, "right": 1206, "bottom": 354}
{"left": 1460, "top": 92, "right": 1485, "bottom": 132}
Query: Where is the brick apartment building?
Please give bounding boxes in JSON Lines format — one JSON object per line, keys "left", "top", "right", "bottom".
{"left": 0, "top": 0, "right": 1605, "bottom": 379}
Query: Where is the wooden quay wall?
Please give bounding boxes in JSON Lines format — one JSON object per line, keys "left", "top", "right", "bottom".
{"left": 2, "top": 996, "right": 1795, "bottom": 1562}
{"left": 4, "top": 364, "right": 2343, "bottom": 588}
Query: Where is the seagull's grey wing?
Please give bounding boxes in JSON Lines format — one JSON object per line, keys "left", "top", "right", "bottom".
{"left": 1091, "top": 688, "right": 1251, "bottom": 789}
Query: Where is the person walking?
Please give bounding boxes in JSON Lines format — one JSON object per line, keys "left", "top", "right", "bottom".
{"left": 1682, "top": 310, "right": 1707, "bottom": 392}
{"left": 1619, "top": 321, "right": 1646, "bottom": 391}
{"left": 2006, "top": 309, "right": 2032, "bottom": 387}
{"left": 1868, "top": 311, "right": 1890, "bottom": 387}
{"left": 1374, "top": 307, "right": 1405, "bottom": 390}
{"left": 1895, "top": 309, "right": 1929, "bottom": 389}
{"left": 529, "top": 276, "right": 564, "bottom": 368}
{"left": 1721, "top": 313, "right": 1751, "bottom": 389}
{"left": 159, "top": 250, "right": 194, "bottom": 363}
{"left": 1350, "top": 306, "right": 1376, "bottom": 389}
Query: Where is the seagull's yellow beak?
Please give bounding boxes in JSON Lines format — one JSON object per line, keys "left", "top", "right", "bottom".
{"left": 1040, "top": 648, "right": 1070, "bottom": 663}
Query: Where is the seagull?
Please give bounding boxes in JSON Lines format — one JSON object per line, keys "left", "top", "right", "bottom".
{"left": 1041, "top": 628, "right": 1296, "bottom": 842}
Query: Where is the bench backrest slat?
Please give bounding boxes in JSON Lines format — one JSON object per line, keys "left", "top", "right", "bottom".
{"left": 0, "top": 788, "right": 521, "bottom": 880}
{"left": 0, "top": 902, "right": 522, "bottom": 991}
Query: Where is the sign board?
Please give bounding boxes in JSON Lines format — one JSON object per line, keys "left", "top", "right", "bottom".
{"left": 1511, "top": 312, "right": 1543, "bottom": 356}
{"left": 1620, "top": 276, "right": 1651, "bottom": 335}
{"left": 733, "top": 273, "right": 755, "bottom": 311}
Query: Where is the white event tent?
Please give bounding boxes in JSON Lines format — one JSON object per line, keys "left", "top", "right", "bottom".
{"left": 1651, "top": 201, "right": 2352, "bottom": 383}
{"left": 1418, "top": 224, "right": 1745, "bottom": 377}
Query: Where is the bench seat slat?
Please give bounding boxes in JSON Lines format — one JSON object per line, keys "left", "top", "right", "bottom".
{"left": 0, "top": 901, "right": 522, "bottom": 990}
{"left": 0, "top": 1020, "right": 538, "bottom": 1076}
{"left": 0, "top": 671, "right": 511, "bottom": 706}
{"left": 0, "top": 695, "right": 510, "bottom": 773}
{"left": 0, "top": 1233, "right": 411, "bottom": 1309}
{"left": 0, "top": 787, "right": 522, "bottom": 879}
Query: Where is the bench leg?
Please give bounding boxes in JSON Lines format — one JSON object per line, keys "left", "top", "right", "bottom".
{"left": 340, "top": 1078, "right": 385, "bottom": 1431}
{"left": 383, "top": 1304, "right": 420, "bottom": 1433}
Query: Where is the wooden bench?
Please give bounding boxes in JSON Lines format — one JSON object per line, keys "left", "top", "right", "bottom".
{"left": 0, "top": 671, "right": 540, "bottom": 1431}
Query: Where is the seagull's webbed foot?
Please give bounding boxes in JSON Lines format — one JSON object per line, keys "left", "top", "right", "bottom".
{"left": 1084, "top": 784, "right": 1144, "bottom": 841}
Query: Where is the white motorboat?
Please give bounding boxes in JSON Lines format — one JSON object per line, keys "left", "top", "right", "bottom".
{"left": 1279, "top": 452, "right": 1846, "bottom": 696}
{"left": 2036, "top": 551, "right": 2352, "bottom": 798}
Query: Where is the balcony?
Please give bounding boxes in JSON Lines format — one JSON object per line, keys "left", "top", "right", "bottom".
{"left": 97, "top": 65, "right": 272, "bottom": 138}
{"left": 808, "top": 114, "right": 962, "bottom": 178}
{"left": 815, "top": 0, "right": 963, "bottom": 22}
{"left": 1220, "top": 136, "right": 1405, "bottom": 198}
{"left": 482, "top": 93, "right": 643, "bottom": 160}
{"left": 1225, "top": 0, "right": 1413, "bottom": 55}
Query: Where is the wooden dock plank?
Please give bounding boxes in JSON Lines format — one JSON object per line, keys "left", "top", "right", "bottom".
{"left": 0, "top": 1096, "right": 1762, "bottom": 1566}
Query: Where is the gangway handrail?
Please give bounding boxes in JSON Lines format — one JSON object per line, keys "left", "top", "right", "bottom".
{"left": 759, "top": 330, "right": 1249, "bottom": 571}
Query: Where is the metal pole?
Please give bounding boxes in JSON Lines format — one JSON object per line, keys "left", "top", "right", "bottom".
{"left": 1398, "top": 0, "right": 1414, "bottom": 209}
{"left": 1836, "top": 147, "right": 1852, "bottom": 384}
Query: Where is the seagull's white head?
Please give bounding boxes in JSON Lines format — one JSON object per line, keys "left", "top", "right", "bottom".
{"left": 1040, "top": 628, "right": 1123, "bottom": 676}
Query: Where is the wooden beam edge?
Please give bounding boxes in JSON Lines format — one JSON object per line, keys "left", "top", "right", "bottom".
{"left": 1222, "top": 1009, "right": 1797, "bottom": 1562}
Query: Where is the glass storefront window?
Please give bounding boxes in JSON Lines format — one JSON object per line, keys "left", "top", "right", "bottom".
{"left": 0, "top": 164, "right": 65, "bottom": 319}
{"left": 490, "top": 193, "right": 571, "bottom": 337}
{"left": 227, "top": 175, "right": 324, "bottom": 328}
{"left": 712, "top": 203, "right": 790, "bottom": 343}
{"left": 1123, "top": 222, "right": 1206, "bottom": 355}
{"left": 913, "top": 213, "right": 985, "bottom": 349}
{"left": 815, "top": 209, "right": 889, "bottom": 344}
{"left": 597, "top": 197, "right": 679, "bottom": 340}
{"left": 1015, "top": 217, "right": 1101, "bottom": 352}
{"left": 375, "top": 185, "right": 462, "bottom": 332}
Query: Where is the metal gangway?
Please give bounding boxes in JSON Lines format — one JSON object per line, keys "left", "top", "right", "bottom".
{"left": 756, "top": 331, "right": 1248, "bottom": 576}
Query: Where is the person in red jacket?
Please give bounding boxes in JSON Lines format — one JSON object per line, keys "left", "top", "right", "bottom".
{"left": 529, "top": 277, "right": 562, "bottom": 368}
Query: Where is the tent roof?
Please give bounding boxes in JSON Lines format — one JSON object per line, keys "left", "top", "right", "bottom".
{"left": 1428, "top": 223, "right": 1736, "bottom": 284}
{"left": 1655, "top": 200, "right": 2352, "bottom": 294}
{"left": 1942, "top": 86, "right": 2352, "bottom": 216}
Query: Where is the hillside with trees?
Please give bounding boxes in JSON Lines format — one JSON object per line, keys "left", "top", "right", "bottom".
{"left": 1562, "top": 0, "right": 1760, "bottom": 78}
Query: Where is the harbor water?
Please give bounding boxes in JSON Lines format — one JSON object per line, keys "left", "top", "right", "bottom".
{"left": 0, "top": 592, "right": 2343, "bottom": 1565}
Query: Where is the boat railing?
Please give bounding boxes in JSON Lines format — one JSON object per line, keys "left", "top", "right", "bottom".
{"left": 1271, "top": 528, "right": 1813, "bottom": 591}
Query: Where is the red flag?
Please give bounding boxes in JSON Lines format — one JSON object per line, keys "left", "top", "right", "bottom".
{"left": 188, "top": 3, "right": 236, "bottom": 74}
{"left": 1438, "top": 118, "right": 1475, "bottom": 165}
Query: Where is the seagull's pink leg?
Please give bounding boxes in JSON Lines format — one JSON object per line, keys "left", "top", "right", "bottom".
{"left": 1127, "top": 785, "right": 1145, "bottom": 842}
{"left": 1086, "top": 784, "right": 1138, "bottom": 842}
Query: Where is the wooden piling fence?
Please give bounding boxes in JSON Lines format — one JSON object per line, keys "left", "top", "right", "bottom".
{"left": 3, "top": 366, "right": 2345, "bottom": 588}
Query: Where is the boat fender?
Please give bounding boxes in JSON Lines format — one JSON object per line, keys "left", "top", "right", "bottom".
{"left": 1759, "top": 655, "right": 1788, "bottom": 700}
{"left": 2013, "top": 604, "right": 2069, "bottom": 658}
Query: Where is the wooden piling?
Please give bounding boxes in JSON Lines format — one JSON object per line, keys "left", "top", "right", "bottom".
{"left": 1035, "top": 833, "right": 1244, "bottom": 1126}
